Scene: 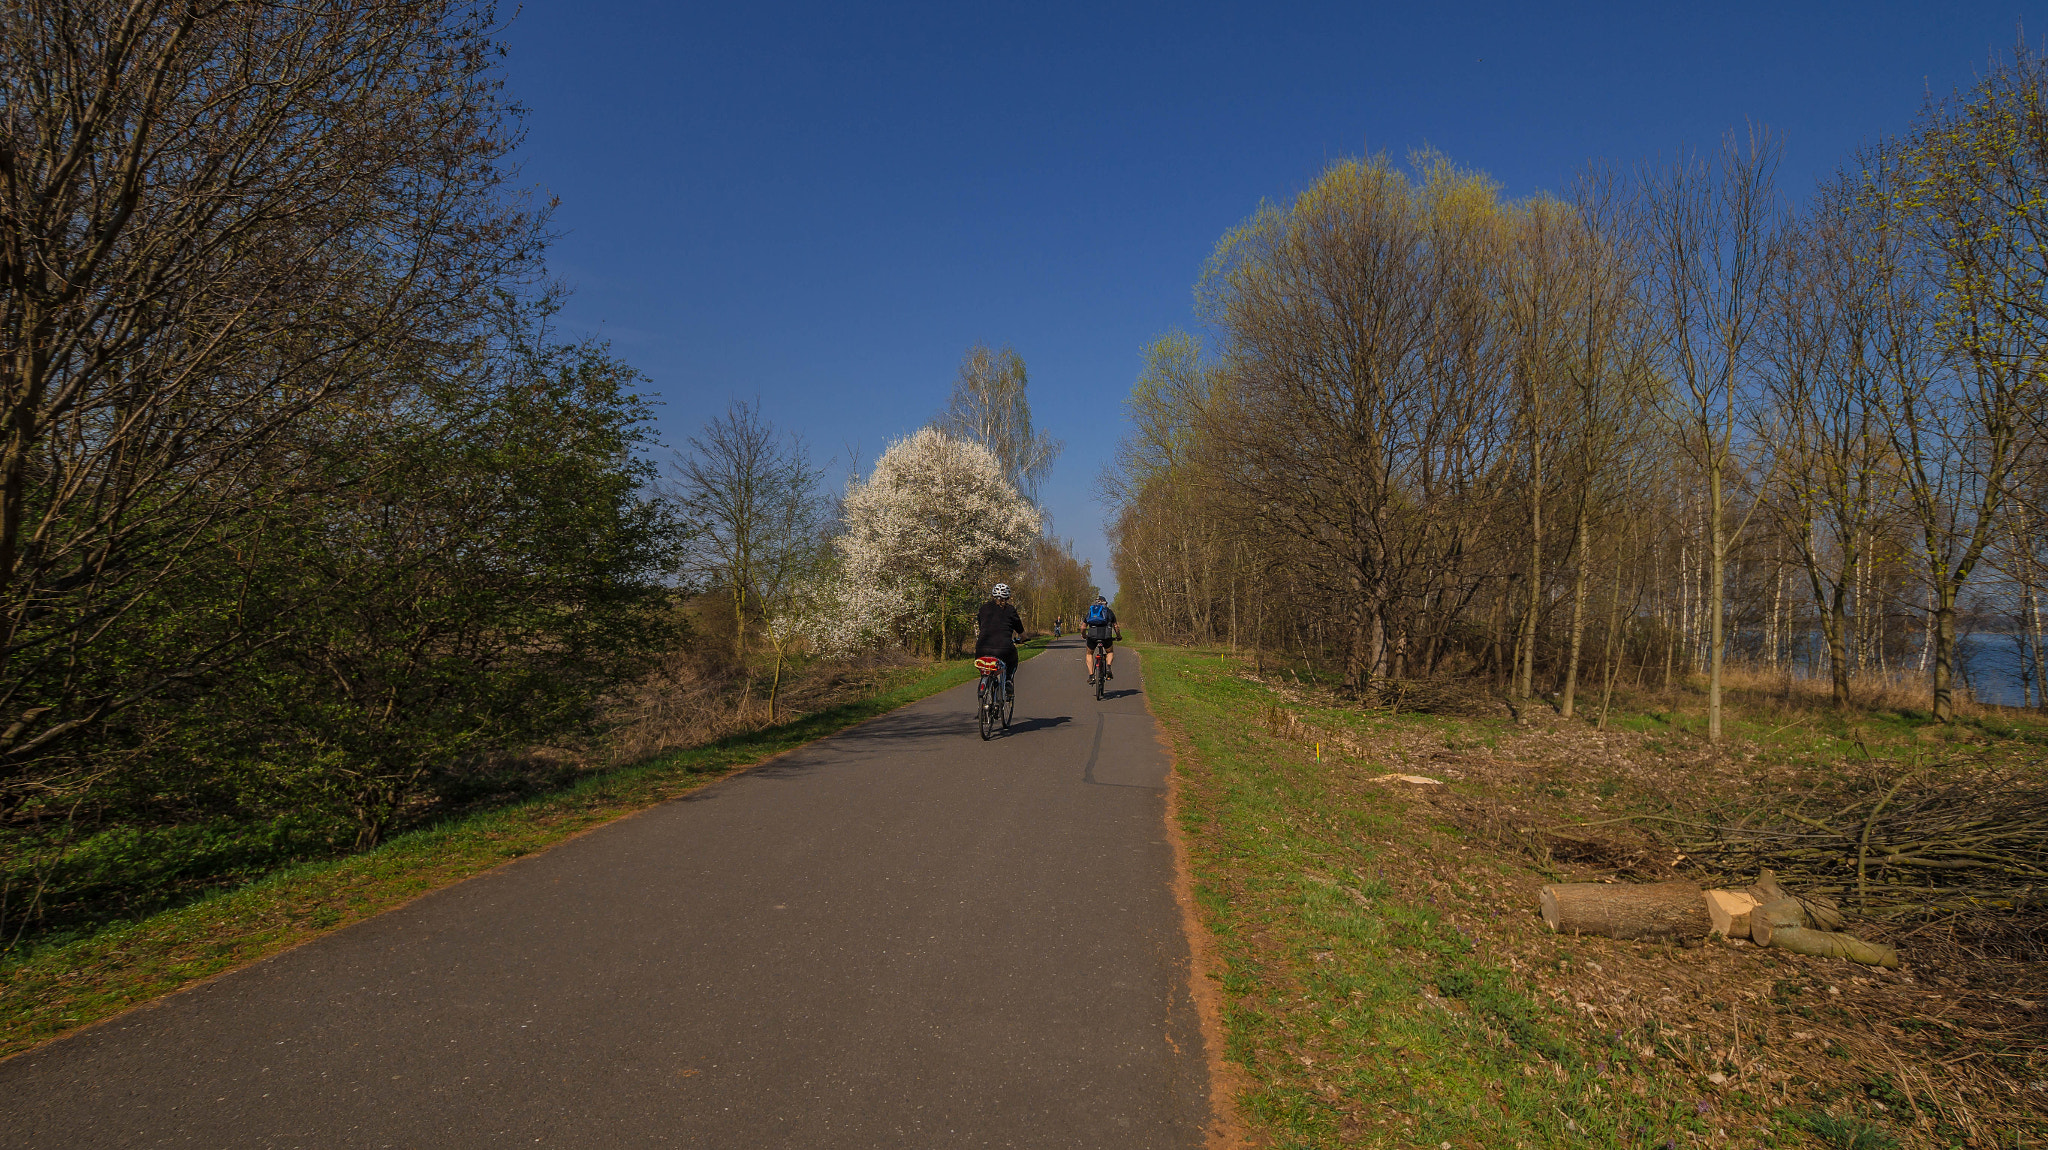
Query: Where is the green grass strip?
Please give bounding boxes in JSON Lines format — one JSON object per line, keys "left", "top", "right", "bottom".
{"left": 0, "top": 643, "right": 1044, "bottom": 1058}
{"left": 1139, "top": 643, "right": 1733, "bottom": 1149}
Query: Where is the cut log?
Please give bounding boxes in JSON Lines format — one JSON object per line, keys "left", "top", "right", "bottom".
{"left": 1749, "top": 897, "right": 1808, "bottom": 947}
{"left": 1540, "top": 881, "right": 1709, "bottom": 940}
{"left": 1704, "top": 889, "right": 1761, "bottom": 939}
{"left": 1747, "top": 868, "right": 1789, "bottom": 905}
{"left": 1747, "top": 868, "right": 1845, "bottom": 930}
{"left": 1765, "top": 926, "right": 1900, "bottom": 969}
{"left": 1750, "top": 893, "right": 1900, "bottom": 967}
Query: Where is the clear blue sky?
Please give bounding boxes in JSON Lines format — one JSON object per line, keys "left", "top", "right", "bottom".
{"left": 498, "top": 1, "right": 2042, "bottom": 595}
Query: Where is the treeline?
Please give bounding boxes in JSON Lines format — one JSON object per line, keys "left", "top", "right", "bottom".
{"left": 1, "top": 2, "right": 676, "bottom": 946}
{"left": 1106, "top": 44, "right": 2048, "bottom": 734}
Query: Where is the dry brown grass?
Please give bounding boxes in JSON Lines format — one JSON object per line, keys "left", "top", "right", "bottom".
{"left": 1709, "top": 663, "right": 1994, "bottom": 717}
{"left": 1246, "top": 666, "right": 2048, "bottom": 1146}
{"left": 600, "top": 647, "right": 933, "bottom": 764}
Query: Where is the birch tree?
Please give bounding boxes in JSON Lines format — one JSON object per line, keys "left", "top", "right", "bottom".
{"left": 1643, "top": 132, "right": 1781, "bottom": 741}
{"left": 937, "top": 344, "right": 1062, "bottom": 503}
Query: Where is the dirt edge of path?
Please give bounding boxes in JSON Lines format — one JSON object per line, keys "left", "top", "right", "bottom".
{"left": 1151, "top": 684, "right": 1257, "bottom": 1150}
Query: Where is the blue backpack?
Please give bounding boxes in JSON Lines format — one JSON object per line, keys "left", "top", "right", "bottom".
{"left": 1086, "top": 603, "right": 1111, "bottom": 627}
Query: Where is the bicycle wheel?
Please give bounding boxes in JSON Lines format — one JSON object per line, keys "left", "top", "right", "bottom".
{"left": 979, "top": 677, "right": 996, "bottom": 740}
{"left": 1095, "top": 667, "right": 1105, "bottom": 701}
{"left": 1003, "top": 685, "right": 1015, "bottom": 730}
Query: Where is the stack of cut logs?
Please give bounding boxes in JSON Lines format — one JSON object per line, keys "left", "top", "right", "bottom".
{"left": 1539, "top": 869, "right": 1899, "bottom": 968}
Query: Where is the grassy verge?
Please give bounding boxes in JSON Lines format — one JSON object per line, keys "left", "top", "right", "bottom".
{"left": 1140, "top": 642, "right": 2025, "bottom": 1150}
{"left": 0, "top": 643, "right": 1041, "bottom": 1058}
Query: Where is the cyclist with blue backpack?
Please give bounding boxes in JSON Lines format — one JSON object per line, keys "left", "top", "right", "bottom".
{"left": 1082, "top": 595, "right": 1120, "bottom": 685}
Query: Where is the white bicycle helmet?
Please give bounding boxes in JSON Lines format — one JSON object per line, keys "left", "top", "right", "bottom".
{"left": 992, "top": 583, "right": 1011, "bottom": 599}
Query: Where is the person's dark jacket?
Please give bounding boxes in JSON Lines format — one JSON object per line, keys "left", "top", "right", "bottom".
{"left": 975, "top": 600, "right": 1023, "bottom": 655}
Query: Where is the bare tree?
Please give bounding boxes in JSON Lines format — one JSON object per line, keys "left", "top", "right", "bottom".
{"left": 1642, "top": 131, "right": 1781, "bottom": 741}
{"left": 1763, "top": 172, "right": 1903, "bottom": 709}
{"left": 1501, "top": 198, "right": 1570, "bottom": 701}
{"left": 670, "top": 400, "right": 823, "bottom": 689}
{"left": 937, "top": 344, "right": 1062, "bottom": 504}
{"left": 1555, "top": 176, "right": 1658, "bottom": 718}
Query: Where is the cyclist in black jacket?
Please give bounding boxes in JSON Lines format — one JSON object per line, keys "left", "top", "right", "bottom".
{"left": 976, "top": 583, "right": 1024, "bottom": 699}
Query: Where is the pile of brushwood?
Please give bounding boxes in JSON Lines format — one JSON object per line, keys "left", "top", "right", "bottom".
{"left": 1365, "top": 675, "right": 1514, "bottom": 717}
{"left": 1658, "top": 761, "right": 2048, "bottom": 960}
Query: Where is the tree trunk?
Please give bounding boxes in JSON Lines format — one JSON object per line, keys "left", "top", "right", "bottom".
{"left": 1767, "top": 549, "right": 1785, "bottom": 669}
{"left": 1918, "top": 585, "right": 1933, "bottom": 672}
{"left": 1932, "top": 583, "right": 1958, "bottom": 722}
{"left": 2023, "top": 589, "right": 2039, "bottom": 708}
{"left": 1519, "top": 443, "right": 1542, "bottom": 700}
{"left": 1678, "top": 542, "right": 1692, "bottom": 672}
{"left": 732, "top": 584, "right": 748, "bottom": 665}
{"left": 1561, "top": 505, "right": 1591, "bottom": 718}
{"left": 1708, "top": 465, "right": 1726, "bottom": 742}
{"left": 1342, "top": 571, "right": 1368, "bottom": 693}
{"left": 1661, "top": 588, "right": 1675, "bottom": 692}
{"left": 1229, "top": 541, "right": 1239, "bottom": 652}
{"left": 1597, "top": 546, "right": 1627, "bottom": 729}
{"left": 1254, "top": 595, "right": 1265, "bottom": 676}
{"left": 1486, "top": 594, "right": 1504, "bottom": 685}
{"left": 1539, "top": 881, "right": 1709, "bottom": 940}
{"left": 1824, "top": 588, "right": 1851, "bottom": 710}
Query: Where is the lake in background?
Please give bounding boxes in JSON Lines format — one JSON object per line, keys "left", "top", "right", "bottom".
{"left": 1753, "top": 629, "right": 2039, "bottom": 708}
{"left": 1955, "top": 631, "right": 2037, "bottom": 708}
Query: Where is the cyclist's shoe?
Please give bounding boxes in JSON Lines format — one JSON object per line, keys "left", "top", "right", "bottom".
{"left": 1086, "top": 674, "right": 1095, "bottom": 685}
{"left": 1006, "top": 684, "right": 1015, "bottom": 700}
{"left": 1104, "top": 667, "right": 1114, "bottom": 680}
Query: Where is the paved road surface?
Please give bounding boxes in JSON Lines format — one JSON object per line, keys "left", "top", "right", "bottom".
{"left": 0, "top": 640, "right": 1208, "bottom": 1148}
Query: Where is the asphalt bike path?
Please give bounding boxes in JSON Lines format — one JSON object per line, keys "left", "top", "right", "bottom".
{"left": 0, "top": 639, "right": 1208, "bottom": 1148}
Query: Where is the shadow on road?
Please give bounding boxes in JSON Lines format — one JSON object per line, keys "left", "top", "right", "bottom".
{"left": 1002, "top": 715, "right": 1074, "bottom": 735}
{"left": 1096, "top": 688, "right": 1141, "bottom": 700}
{"left": 677, "top": 711, "right": 983, "bottom": 793}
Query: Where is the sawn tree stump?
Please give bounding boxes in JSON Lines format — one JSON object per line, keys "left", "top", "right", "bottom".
{"left": 1540, "top": 881, "right": 1709, "bottom": 940}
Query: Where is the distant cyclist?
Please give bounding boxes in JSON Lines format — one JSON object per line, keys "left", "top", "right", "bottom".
{"left": 1083, "top": 595, "right": 1120, "bottom": 685}
{"left": 976, "top": 583, "right": 1024, "bottom": 699}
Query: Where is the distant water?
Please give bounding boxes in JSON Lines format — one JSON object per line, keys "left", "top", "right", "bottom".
{"left": 1742, "top": 628, "right": 2040, "bottom": 708}
{"left": 1956, "top": 631, "right": 2037, "bottom": 708}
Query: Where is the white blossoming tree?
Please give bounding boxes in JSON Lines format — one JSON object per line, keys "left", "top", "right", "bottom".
{"left": 809, "top": 427, "right": 1040, "bottom": 656}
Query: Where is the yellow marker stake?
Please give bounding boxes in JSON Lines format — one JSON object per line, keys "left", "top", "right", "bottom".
{"left": 1315, "top": 742, "right": 1320, "bottom": 761}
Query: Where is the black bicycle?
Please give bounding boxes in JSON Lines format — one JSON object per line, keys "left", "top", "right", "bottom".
{"left": 975, "top": 656, "right": 1014, "bottom": 739}
{"left": 1094, "top": 659, "right": 1107, "bottom": 701}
